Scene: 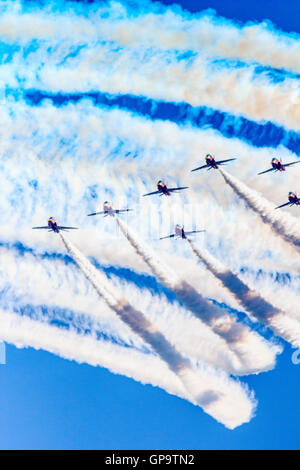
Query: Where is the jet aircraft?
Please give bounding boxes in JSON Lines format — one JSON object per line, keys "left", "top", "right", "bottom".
{"left": 32, "top": 217, "right": 78, "bottom": 233}
{"left": 191, "top": 154, "right": 236, "bottom": 172}
{"left": 258, "top": 158, "right": 300, "bottom": 175}
{"left": 275, "top": 192, "right": 300, "bottom": 209}
{"left": 143, "top": 180, "right": 188, "bottom": 197}
{"left": 88, "top": 201, "right": 133, "bottom": 217}
{"left": 159, "top": 224, "right": 205, "bottom": 240}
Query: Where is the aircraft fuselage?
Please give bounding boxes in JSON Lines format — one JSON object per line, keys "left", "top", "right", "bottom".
{"left": 103, "top": 201, "right": 115, "bottom": 216}
{"left": 205, "top": 156, "right": 218, "bottom": 169}
{"left": 157, "top": 182, "right": 170, "bottom": 195}
{"left": 175, "top": 225, "right": 186, "bottom": 239}
{"left": 48, "top": 218, "right": 59, "bottom": 232}
{"left": 272, "top": 159, "right": 285, "bottom": 171}
{"left": 288, "top": 193, "right": 300, "bottom": 205}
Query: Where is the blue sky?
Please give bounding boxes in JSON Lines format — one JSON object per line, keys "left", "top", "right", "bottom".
{"left": 1, "top": 341, "right": 300, "bottom": 449}
{"left": 1, "top": 0, "right": 300, "bottom": 449}
{"left": 159, "top": 0, "right": 300, "bottom": 31}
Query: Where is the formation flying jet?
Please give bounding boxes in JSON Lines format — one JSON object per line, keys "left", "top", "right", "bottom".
{"left": 258, "top": 158, "right": 300, "bottom": 175}
{"left": 32, "top": 217, "right": 78, "bottom": 233}
{"left": 159, "top": 224, "right": 205, "bottom": 240}
{"left": 275, "top": 192, "right": 300, "bottom": 209}
{"left": 191, "top": 154, "right": 236, "bottom": 172}
{"left": 143, "top": 180, "right": 188, "bottom": 197}
{"left": 88, "top": 201, "right": 133, "bottom": 217}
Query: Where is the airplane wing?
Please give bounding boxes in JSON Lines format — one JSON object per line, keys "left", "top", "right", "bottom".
{"left": 257, "top": 168, "right": 275, "bottom": 175}
{"left": 184, "top": 230, "right": 206, "bottom": 235}
{"left": 115, "top": 209, "right": 133, "bottom": 214}
{"left": 274, "top": 202, "right": 291, "bottom": 209}
{"left": 159, "top": 234, "right": 176, "bottom": 240}
{"left": 142, "top": 191, "right": 161, "bottom": 197}
{"left": 87, "top": 211, "right": 106, "bottom": 216}
{"left": 216, "top": 158, "right": 237, "bottom": 165}
{"left": 191, "top": 164, "right": 209, "bottom": 172}
{"left": 32, "top": 226, "right": 50, "bottom": 230}
{"left": 57, "top": 226, "right": 78, "bottom": 230}
{"left": 168, "top": 186, "right": 189, "bottom": 192}
{"left": 283, "top": 161, "right": 300, "bottom": 168}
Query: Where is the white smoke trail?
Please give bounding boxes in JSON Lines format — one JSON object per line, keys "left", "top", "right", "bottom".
{"left": 0, "top": 2, "right": 297, "bottom": 430}
{"left": 114, "top": 215, "right": 279, "bottom": 374}
{"left": 187, "top": 238, "right": 300, "bottom": 347}
{"left": 108, "top": 276, "right": 239, "bottom": 372}
{"left": 237, "top": 269, "right": 300, "bottom": 325}
{"left": 0, "top": 245, "right": 244, "bottom": 373}
{"left": 59, "top": 231, "right": 256, "bottom": 421}
{"left": 220, "top": 168, "right": 300, "bottom": 253}
{"left": 0, "top": 2, "right": 300, "bottom": 132}
{"left": 59, "top": 232, "right": 190, "bottom": 375}
{"left": 0, "top": 98, "right": 299, "bottom": 341}
{"left": 1, "top": 98, "right": 299, "bottom": 286}
{"left": 0, "top": 246, "right": 148, "bottom": 349}
{"left": 0, "top": 309, "right": 256, "bottom": 429}
{"left": 4, "top": 42, "right": 300, "bottom": 131}
{"left": 1, "top": 1, "right": 300, "bottom": 75}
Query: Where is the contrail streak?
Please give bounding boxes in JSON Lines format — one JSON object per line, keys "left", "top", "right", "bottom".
{"left": 1, "top": 99, "right": 299, "bottom": 289}
{"left": 6, "top": 43, "right": 300, "bottom": 132}
{"left": 1, "top": 2, "right": 300, "bottom": 75}
{"left": 114, "top": 215, "right": 279, "bottom": 375}
{"left": 0, "top": 309, "right": 256, "bottom": 429}
{"left": 59, "top": 232, "right": 188, "bottom": 375}
{"left": 187, "top": 237, "right": 300, "bottom": 347}
{"left": 0, "top": 245, "right": 243, "bottom": 373}
{"left": 220, "top": 168, "right": 300, "bottom": 253}
{"left": 59, "top": 231, "right": 254, "bottom": 423}
{"left": 0, "top": 4, "right": 299, "bottom": 133}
